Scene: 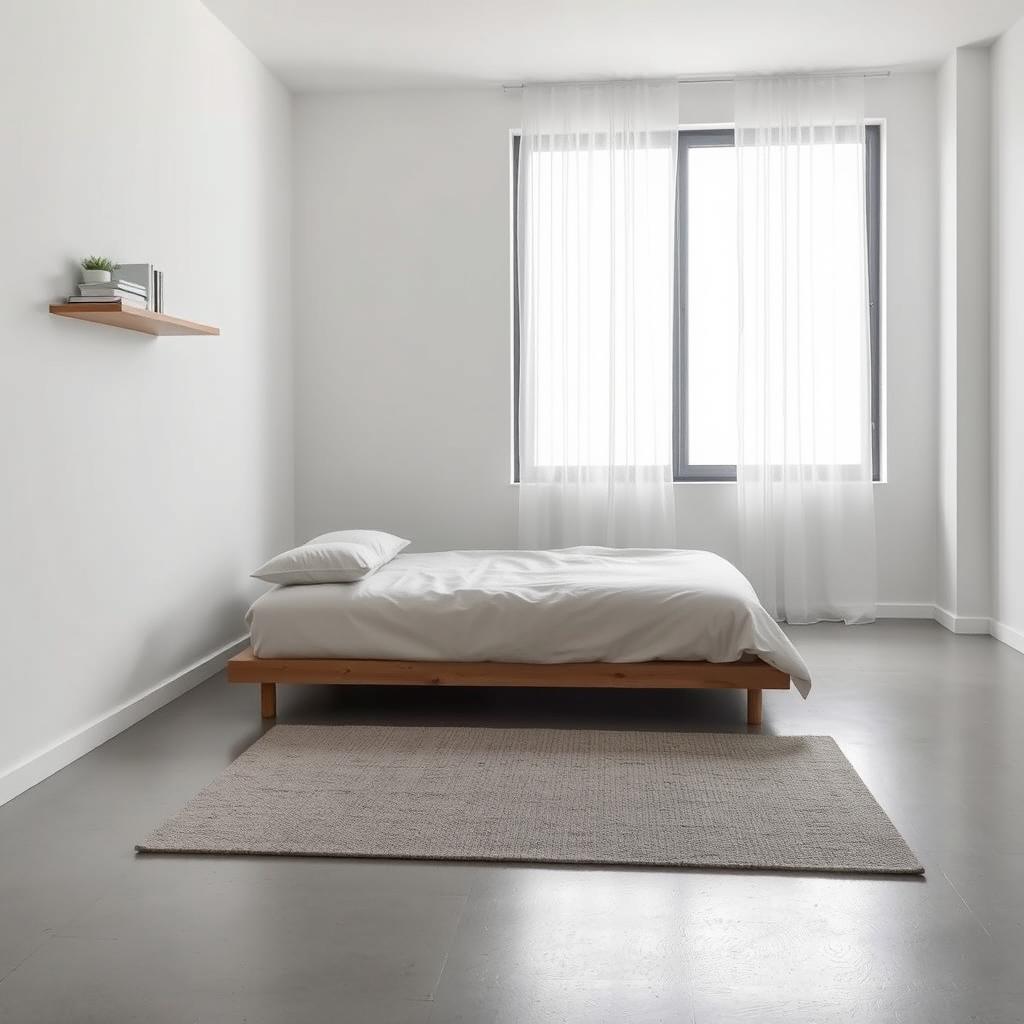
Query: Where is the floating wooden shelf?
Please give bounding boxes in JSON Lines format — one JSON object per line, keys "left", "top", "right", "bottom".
{"left": 49, "top": 301, "right": 219, "bottom": 337}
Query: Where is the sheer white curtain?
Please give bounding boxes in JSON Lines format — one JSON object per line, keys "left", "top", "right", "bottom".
{"left": 735, "top": 76, "right": 877, "bottom": 624}
{"left": 517, "top": 80, "right": 678, "bottom": 549}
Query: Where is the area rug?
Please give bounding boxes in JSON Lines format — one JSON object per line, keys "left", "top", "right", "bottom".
{"left": 137, "top": 725, "right": 923, "bottom": 874}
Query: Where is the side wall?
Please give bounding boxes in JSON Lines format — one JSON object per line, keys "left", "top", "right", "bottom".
{"left": 937, "top": 55, "right": 959, "bottom": 616}
{"left": 991, "top": 18, "right": 1024, "bottom": 650}
{"left": 0, "top": 0, "right": 294, "bottom": 802}
{"left": 293, "top": 76, "right": 939, "bottom": 608}
{"left": 936, "top": 47, "right": 992, "bottom": 629}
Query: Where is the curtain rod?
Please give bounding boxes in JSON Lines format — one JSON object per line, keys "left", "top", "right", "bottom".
{"left": 502, "top": 70, "right": 891, "bottom": 92}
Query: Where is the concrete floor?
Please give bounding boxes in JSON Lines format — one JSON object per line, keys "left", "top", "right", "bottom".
{"left": 0, "top": 621, "right": 1023, "bottom": 1023}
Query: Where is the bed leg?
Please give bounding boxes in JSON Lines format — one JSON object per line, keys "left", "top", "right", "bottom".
{"left": 260, "top": 683, "right": 277, "bottom": 720}
{"left": 746, "top": 688, "right": 763, "bottom": 727}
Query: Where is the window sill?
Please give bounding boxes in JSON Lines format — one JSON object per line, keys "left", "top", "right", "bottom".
{"left": 670, "top": 479, "right": 889, "bottom": 486}
{"left": 507, "top": 479, "right": 889, "bottom": 486}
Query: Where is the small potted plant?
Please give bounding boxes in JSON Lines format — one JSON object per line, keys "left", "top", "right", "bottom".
{"left": 80, "top": 256, "right": 118, "bottom": 284}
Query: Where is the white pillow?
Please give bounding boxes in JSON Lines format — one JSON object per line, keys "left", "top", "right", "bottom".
{"left": 251, "top": 530, "right": 410, "bottom": 585}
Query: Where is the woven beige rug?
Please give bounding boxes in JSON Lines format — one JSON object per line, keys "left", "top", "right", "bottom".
{"left": 137, "top": 725, "right": 922, "bottom": 874}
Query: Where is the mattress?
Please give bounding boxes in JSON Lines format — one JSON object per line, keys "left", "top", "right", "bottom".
{"left": 246, "top": 547, "right": 812, "bottom": 695}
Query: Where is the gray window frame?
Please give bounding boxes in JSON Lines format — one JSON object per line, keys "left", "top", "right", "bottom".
{"left": 512, "top": 125, "right": 882, "bottom": 483}
{"left": 674, "top": 125, "right": 882, "bottom": 481}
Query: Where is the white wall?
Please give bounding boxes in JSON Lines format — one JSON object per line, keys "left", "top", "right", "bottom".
{"left": 936, "top": 47, "right": 992, "bottom": 627}
{"left": 864, "top": 74, "right": 940, "bottom": 612}
{"left": 294, "top": 90, "right": 520, "bottom": 553}
{"left": 293, "top": 75, "right": 939, "bottom": 608}
{"left": 954, "top": 51, "right": 993, "bottom": 623}
{"left": 937, "top": 55, "right": 959, "bottom": 615}
{"left": 991, "top": 17, "right": 1024, "bottom": 649}
{"left": 0, "top": 0, "right": 293, "bottom": 799}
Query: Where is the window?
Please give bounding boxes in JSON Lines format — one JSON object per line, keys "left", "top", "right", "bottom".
{"left": 675, "top": 125, "right": 881, "bottom": 480}
{"left": 513, "top": 133, "right": 677, "bottom": 482}
{"left": 512, "top": 124, "right": 882, "bottom": 482}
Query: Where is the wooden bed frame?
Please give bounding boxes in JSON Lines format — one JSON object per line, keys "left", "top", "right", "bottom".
{"left": 227, "top": 649, "right": 790, "bottom": 726}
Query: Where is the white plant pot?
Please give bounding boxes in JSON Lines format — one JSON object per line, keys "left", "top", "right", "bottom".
{"left": 82, "top": 268, "right": 111, "bottom": 284}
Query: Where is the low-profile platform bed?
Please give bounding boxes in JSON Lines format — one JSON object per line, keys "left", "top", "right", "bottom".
{"left": 229, "top": 546, "right": 811, "bottom": 726}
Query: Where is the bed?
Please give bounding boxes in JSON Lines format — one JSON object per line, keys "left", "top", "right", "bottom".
{"left": 228, "top": 547, "right": 811, "bottom": 726}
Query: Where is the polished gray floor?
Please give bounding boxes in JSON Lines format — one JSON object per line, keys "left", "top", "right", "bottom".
{"left": 1, "top": 621, "right": 1022, "bottom": 1023}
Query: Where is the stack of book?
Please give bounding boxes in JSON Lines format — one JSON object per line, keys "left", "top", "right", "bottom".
{"left": 67, "top": 278, "right": 148, "bottom": 308}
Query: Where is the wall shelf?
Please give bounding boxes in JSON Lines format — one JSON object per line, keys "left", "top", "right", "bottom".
{"left": 49, "top": 302, "right": 219, "bottom": 337}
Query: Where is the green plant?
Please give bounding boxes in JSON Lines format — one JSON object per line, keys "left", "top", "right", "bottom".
{"left": 80, "top": 255, "right": 118, "bottom": 272}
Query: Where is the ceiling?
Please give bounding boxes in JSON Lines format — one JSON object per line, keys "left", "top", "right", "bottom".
{"left": 202, "top": 0, "right": 1024, "bottom": 91}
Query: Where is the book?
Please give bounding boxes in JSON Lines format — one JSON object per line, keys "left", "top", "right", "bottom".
{"left": 74, "top": 287, "right": 148, "bottom": 303}
{"left": 79, "top": 279, "right": 147, "bottom": 297}
{"left": 116, "top": 263, "right": 155, "bottom": 308}
{"left": 77, "top": 285, "right": 145, "bottom": 297}
{"left": 66, "top": 295, "right": 147, "bottom": 308}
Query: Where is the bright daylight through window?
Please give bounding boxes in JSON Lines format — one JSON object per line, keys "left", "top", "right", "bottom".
{"left": 514, "top": 126, "right": 881, "bottom": 481}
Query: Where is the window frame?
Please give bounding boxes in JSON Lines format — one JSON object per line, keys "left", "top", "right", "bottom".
{"left": 673, "top": 124, "right": 882, "bottom": 482}
{"left": 512, "top": 124, "right": 882, "bottom": 483}
{"left": 673, "top": 129, "right": 738, "bottom": 481}
{"left": 512, "top": 132, "right": 521, "bottom": 485}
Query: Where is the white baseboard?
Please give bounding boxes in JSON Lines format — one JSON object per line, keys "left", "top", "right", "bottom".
{"left": 932, "top": 607, "right": 992, "bottom": 635}
{"left": 0, "top": 635, "right": 248, "bottom": 809}
{"left": 990, "top": 619, "right": 1024, "bottom": 655}
{"left": 866, "top": 604, "right": 1024, "bottom": 653}
{"left": 875, "top": 603, "right": 936, "bottom": 619}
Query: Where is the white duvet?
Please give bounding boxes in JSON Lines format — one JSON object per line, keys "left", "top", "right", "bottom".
{"left": 246, "top": 547, "right": 811, "bottom": 695}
